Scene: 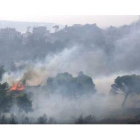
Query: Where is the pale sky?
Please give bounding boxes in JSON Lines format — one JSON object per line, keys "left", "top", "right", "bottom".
{"left": 0, "top": 15, "right": 139, "bottom": 27}
{"left": 0, "top": 0, "right": 139, "bottom": 27}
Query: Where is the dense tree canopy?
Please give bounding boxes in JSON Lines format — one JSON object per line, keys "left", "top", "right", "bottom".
{"left": 16, "top": 94, "right": 33, "bottom": 113}
{"left": 0, "top": 83, "right": 12, "bottom": 115}
{"left": 110, "top": 74, "right": 140, "bottom": 107}
{"left": 46, "top": 71, "right": 96, "bottom": 96}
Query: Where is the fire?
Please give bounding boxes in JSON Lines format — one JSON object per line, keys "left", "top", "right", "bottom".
{"left": 9, "top": 82, "right": 24, "bottom": 92}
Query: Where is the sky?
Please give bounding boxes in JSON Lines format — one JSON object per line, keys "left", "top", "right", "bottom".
{"left": 0, "top": 15, "right": 139, "bottom": 27}
{"left": 0, "top": 0, "right": 139, "bottom": 27}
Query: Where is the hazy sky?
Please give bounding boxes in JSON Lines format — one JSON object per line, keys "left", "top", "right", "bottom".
{"left": 0, "top": 15, "right": 139, "bottom": 27}
{"left": 0, "top": 0, "right": 139, "bottom": 27}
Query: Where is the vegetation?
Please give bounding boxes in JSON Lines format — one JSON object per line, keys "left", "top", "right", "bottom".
{"left": 75, "top": 115, "right": 96, "bottom": 124}
{"left": 0, "top": 82, "right": 13, "bottom": 116}
{"left": 0, "top": 74, "right": 33, "bottom": 116}
{"left": 1, "top": 19, "right": 140, "bottom": 123}
{"left": 110, "top": 74, "right": 140, "bottom": 107}
{"left": 0, "top": 65, "right": 5, "bottom": 81}
{"left": 46, "top": 71, "right": 96, "bottom": 96}
{"left": 16, "top": 94, "right": 33, "bottom": 114}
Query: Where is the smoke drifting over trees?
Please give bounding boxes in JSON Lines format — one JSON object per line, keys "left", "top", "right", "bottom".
{"left": 1, "top": 19, "right": 140, "bottom": 77}
{"left": 1, "top": 18, "right": 140, "bottom": 123}
{"left": 46, "top": 72, "right": 96, "bottom": 96}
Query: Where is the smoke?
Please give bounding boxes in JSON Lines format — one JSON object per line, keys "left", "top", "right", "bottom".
{"left": 2, "top": 20, "right": 140, "bottom": 123}
{"left": 24, "top": 93, "right": 122, "bottom": 122}
{"left": 2, "top": 45, "right": 106, "bottom": 85}
{"left": 3, "top": 41, "right": 140, "bottom": 92}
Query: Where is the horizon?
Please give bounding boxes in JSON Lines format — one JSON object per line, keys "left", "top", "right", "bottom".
{"left": 0, "top": 15, "right": 139, "bottom": 28}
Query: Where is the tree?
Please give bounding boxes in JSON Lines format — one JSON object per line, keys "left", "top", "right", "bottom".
{"left": 37, "top": 114, "right": 47, "bottom": 124}
{"left": 75, "top": 115, "right": 96, "bottom": 124}
{"left": 48, "top": 117, "right": 56, "bottom": 124}
{"left": 16, "top": 93, "right": 33, "bottom": 114}
{"left": 22, "top": 116, "right": 29, "bottom": 124}
{"left": 0, "top": 82, "right": 13, "bottom": 116}
{"left": 0, "top": 115, "right": 7, "bottom": 124}
{"left": 9, "top": 113, "right": 18, "bottom": 124}
{"left": 0, "top": 65, "right": 5, "bottom": 81}
{"left": 52, "top": 25, "right": 59, "bottom": 32}
{"left": 0, "top": 81, "right": 33, "bottom": 116}
{"left": 110, "top": 74, "right": 140, "bottom": 107}
{"left": 75, "top": 71, "right": 96, "bottom": 95}
{"left": 46, "top": 72, "right": 96, "bottom": 96}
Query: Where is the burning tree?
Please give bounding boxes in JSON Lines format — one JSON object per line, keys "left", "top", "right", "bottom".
{"left": 8, "top": 81, "right": 33, "bottom": 112}
{"left": 9, "top": 82, "right": 24, "bottom": 93}
{"left": 110, "top": 74, "right": 140, "bottom": 107}
{"left": 7, "top": 81, "right": 33, "bottom": 114}
{"left": 0, "top": 81, "right": 33, "bottom": 116}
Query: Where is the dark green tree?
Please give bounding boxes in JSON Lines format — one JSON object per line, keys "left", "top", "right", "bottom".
{"left": 0, "top": 82, "right": 13, "bottom": 116}
{"left": 46, "top": 72, "right": 96, "bottom": 96}
{"left": 22, "top": 116, "right": 29, "bottom": 124}
{"left": 0, "top": 115, "right": 7, "bottom": 124}
{"left": 37, "top": 114, "right": 48, "bottom": 124}
{"left": 9, "top": 113, "right": 18, "bottom": 124}
{"left": 48, "top": 117, "right": 56, "bottom": 124}
{"left": 110, "top": 74, "right": 140, "bottom": 107}
{"left": 16, "top": 93, "right": 33, "bottom": 114}
{"left": 0, "top": 65, "right": 5, "bottom": 81}
{"left": 75, "top": 115, "right": 96, "bottom": 124}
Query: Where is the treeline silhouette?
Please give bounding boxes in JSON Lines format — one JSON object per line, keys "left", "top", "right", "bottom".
{"left": 1, "top": 113, "right": 140, "bottom": 124}
{"left": 1, "top": 19, "right": 140, "bottom": 72}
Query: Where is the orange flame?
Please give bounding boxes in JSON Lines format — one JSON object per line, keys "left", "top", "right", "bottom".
{"left": 9, "top": 82, "right": 24, "bottom": 92}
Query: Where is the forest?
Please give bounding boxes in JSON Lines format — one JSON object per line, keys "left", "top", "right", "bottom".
{"left": 1, "top": 19, "right": 140, "bottom": 123}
